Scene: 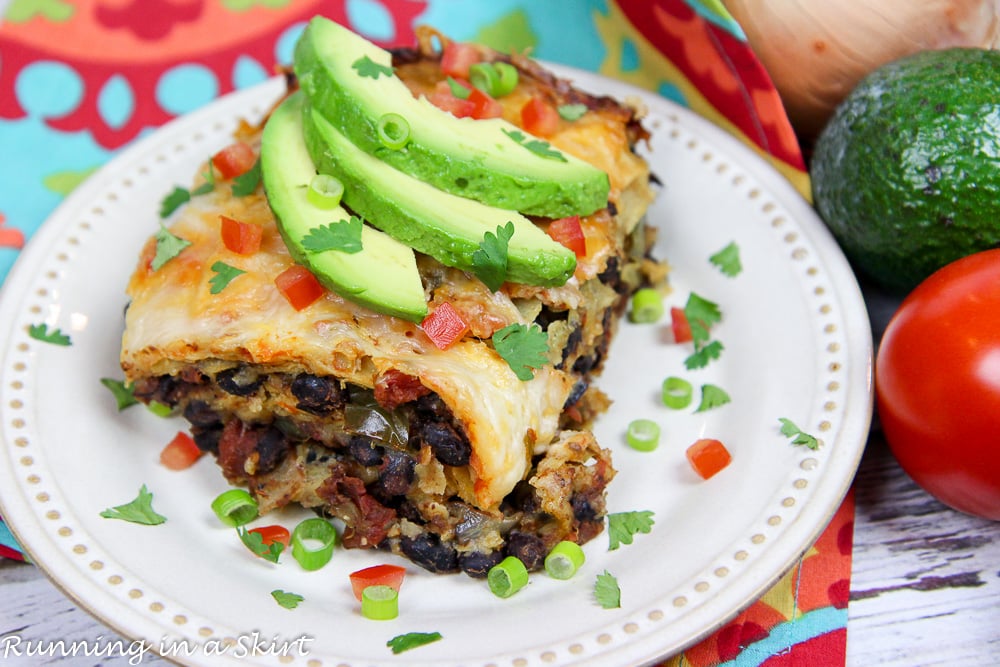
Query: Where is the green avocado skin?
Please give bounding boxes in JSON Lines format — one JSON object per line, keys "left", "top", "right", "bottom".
{"left": 811, "top": 48, "right": 1000, "bottom": 294}
{"left": 293, "top": 16, "right": 609, "bottom": 219}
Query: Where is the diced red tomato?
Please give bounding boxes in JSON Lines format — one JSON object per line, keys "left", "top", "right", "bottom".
{"left": 220, "top": 215, "right": 263, "bottom": 255}
{"left": 429, "top": 80, "right": 476, "bottom": 118}
{"left": 211, "top": 142, "right": 256, "bottom": 180}
{"left": 248, "top": 525, "right": 291, "bottom": 548}
{"left": 686, "top": 438, "right": 732, "bottom": 480}
{"left": 349, "top": 564, "right": 406, "bottom": 601}
{"left": 670, "top": 307, "right": 693, "bottom": 343}
{"left": 440, "top": 41, "right": 481, "bottom": 79}
{"left": 421, "top": 301, "right": 470, "bottom": 350}
{"left": 275, "top": 265, "right": 326, "bottom": 311}
{"left": 467, "top": 87, "right": 503, "bottom": 119}
{"left": 159, "top": 432, "right": 203, "bottom": 470}
{"left": 546, "top": 215, "right": 587, "bottom": 257}
{"left": 521, "top": 96, "right": 560, "bottom": 137}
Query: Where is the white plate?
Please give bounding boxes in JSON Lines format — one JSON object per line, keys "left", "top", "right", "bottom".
{"left": 0, "top": 70, "right": 872, "bottom": 667}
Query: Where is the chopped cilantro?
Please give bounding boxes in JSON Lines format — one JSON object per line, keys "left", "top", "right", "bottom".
{"left": 301, "top": 217, "right": 364, "bottom": 254}
{"left": 695, "top": 384, "right": 731, "bottom": 412}
{"left": 387, "top": 632, "right": 443, "bottom": 654}
{"left": 607, "top": 510, "right": 654, "bottom": 550}
{"left": 99, "top": 485, "right": 166, "bottom": 525}
{"left": 684, "top": 340, "right": 724, "bottom": 370}
{"left": 502, "top": 129, "right": 567, "bottom": 162}
{"left": 27, "top": 323, "right": 71, "bottom": 346}
{"left": 710, "top": 241, "right": 742, "bottom": 277}
{"left": 779, "top": 418, "right": 820, "bottom": 450}
{"left": 237, "top": 526, "right": 283, "bottom": 563}
{"left": 100, "top": 378, "right": 138, "bottom": 410}
{"left": 682, "top": 292, "right": 724, "bottom": 369}
{"left": 209, "top": 261, "right": 246, "bottom": 294}
{"left": 231, "top": 158, "right": 261, "bottom": 196}
{"left": 192, "top": 161, "right": 216, "bottom": 196}
{"left": 471, "top": 221, "right": 514, "bottom": 291}
{"left": 159, "top": 187, "right": 191, "bottom": 218}
{"left": 594, "top": 571, "right": 621, "bottom": 609}
{"left": 447, "top": 76, "right": 471, "bottom": 99}
{"left": 492, "top": 323, "right": 549, "bottom": 381}
{"left": 557, "top": 103, "right": 588, "bottom": 121}
{"left": 271, "top": 589, "right": 304, "bottom": 609}
{"left": 152, "top": 224, "right": 191, "bottom": 271}
{"left": 352, "top": 55, "right": 394, "bottom": 79}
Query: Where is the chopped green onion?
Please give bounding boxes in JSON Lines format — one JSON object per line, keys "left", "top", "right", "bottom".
{"left": 487, "top": 556, "right": 529, "bottom": 598}
{"left": 210, "top": 489, "right": 258, "bottom": 527}
{"left": 291, "top": 517, "right": 337, "bottom": 571}
{"left": 629, "top": 287, "right": 664, "bottom": 323}
{"left": 626, "top": 419, "right": 660, "bottom": 452}
{"left": 661, "top": 376, "right": 694, "bottom": 410}
{"left": 492, "top": 62, "right": 519, "bottom": 96}
{"left": 446, "top": 76, "right": 471, "bottom": 99}
{"left": 306, "top": 174, "right": 344, "bottom": 209}
{"left": 468, "top": 62, "right": 519, "bottom": 98}
{"left": 146, "top": 400, "right": 174, "bottom": 417}
{"left": 544, "top": 540, "right": 585, "bottom": 580}
{"left": 377, "top": 113, "right": 410, "bottom": 150}
{"left": 361, "top": 584, "right": 399, "bottom": 620}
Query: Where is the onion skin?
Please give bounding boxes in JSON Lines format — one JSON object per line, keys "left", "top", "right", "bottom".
{"left": 723, "top": 0, "right": 1000, "bottom": 142}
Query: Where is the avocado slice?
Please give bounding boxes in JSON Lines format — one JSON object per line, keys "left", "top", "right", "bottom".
{"left": 261, "top": 92, "right": 427, "bottom": 322}
{"left": 293, "top": 16, "right": 610, "bottom": 218}
{"left": 302, "top": 101, "right": 577, "bottom": 287}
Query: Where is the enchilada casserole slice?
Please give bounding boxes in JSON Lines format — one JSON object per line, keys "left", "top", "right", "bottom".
{"left": 120, "top": 22, "right": 664, "bottom": 577}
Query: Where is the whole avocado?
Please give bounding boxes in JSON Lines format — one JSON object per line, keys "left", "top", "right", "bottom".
{"left": 811, "top": 48, "right": 1000, "bottom": 294}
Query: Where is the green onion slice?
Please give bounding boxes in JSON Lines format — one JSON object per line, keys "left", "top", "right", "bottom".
{"left": 291, "top": 517, "right": 337, "bottom": 571}
{"left": 469, "top": 62, "right": 500, "bottom": 96}
{"left": 306, "top": 173, "right": 344, "bottom": 209}
{"left": 361, "top": 584, "right": 399, "bottom": 620}
{"left": 661, "top": 376, "right": 694, "bottom": 410}
{"left": 492, "top": 62, "right": 519, "bottom": 96}
{"left": 544, "top": 540, "right": 585, "bottom": 580}
{"left": 626, "top": 418, "right": 660, "bottom": 452}
{"left": 146, "top": 400, "right": 174, "bottom": 417}
{"left": 487, "top": 556, "right": 529, "bottom": 598}
{"left": 376, "top": 113, "right": 410, "bottom": 150}
{"left": 629, "top": 287, "right": 664, "bottom": 323}
{"left": 210, "top": 489, "right": 258, "bottom": 527}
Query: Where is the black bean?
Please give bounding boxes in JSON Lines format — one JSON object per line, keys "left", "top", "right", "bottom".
{"left": 191, "top": 426, "right": 221, "bottom": 454}
{"left": 418, "top": 421, "right": 471, "bottom": 467}
{"left": 413, "top": 393, "right": 450, "bottom": 420}
{"left": 563, "top": 380, "right": 588, "bottom": 410}
{"left": 348, "top": 435, "right": 385, "bottom": 467}
{"left": 216, "top": 367, "right": 262, "bottom": 397}
{"left": 255, "top": 426, "right": 289, "bottom": 474}
{"left": 506, "top": 531, "right": 546, "bottom": 571}
{"left": 291, "top": 374, "right": 343, "bottom": 415}
{"left": 400, "top": 533, "right": 459, "bottom": 573}
{"left": 459, "top": 550, "right": 504, "bottom": 578}
{"left": 183, "top": 400, "right": 221, "bottom": 429}
{"left": 374, "top": 449, "right": 415, "bottom": 496}
{"left": 571, "top": 493, "right": 599, "bottom": 522}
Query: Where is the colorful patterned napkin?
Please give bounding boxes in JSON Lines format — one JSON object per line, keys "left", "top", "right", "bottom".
{"left": 0, "top": 1, "right": 851, "bottom": 664}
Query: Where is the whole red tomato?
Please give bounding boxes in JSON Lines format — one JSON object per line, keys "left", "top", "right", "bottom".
{"left": 876, "top": 248, "right": 1000, "bottom": 520}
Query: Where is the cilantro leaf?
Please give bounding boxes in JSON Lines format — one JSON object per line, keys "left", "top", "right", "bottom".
{"left": 352, "top": 55, "right": 394, "bottom": 79}
{"left": 231, "top": 158, "right": 261, "bottom": 197}
{"left": 209, "top": 261, "right": 246, "bottom": 294}
{"left": 99, "top": 485, "right": 167, "bottom": 525}
{"left": 710, "top": 241, "right": 742, "bottom": 277}
{"left": 684, "top": 340, "right": 724, "bottom": 370}
{"left": 159, "top": 187, "right": 191, "bottom": 218}
{"left": 695, "top": 383, "right": 731, "bottom": 413}
{"left": 192, "top": 161, "right": 217, "bottom": 196}
{"left": 779, "top": 418, "right": 820, "bottom": 450}
{"left": 607, "top": 510, "right": 654, "bottom": 550}
{"left": 27, "top": 323, "right": 71, "bottom": 346}
{"left": 557, "top": 103, "right": 588, "bottom": 121}
{"left": 387, "top": 632, "right": 443, "bottom": 655}
{"left": 683, "top": 292, "right": 722, "bottom": 346}
{"left": 100, "top": 378, "right": 138, "bottom": 410}
{"left": 152, "top": 224, "right": 191, "bottom": 271}
{"left": 594, "top": 571, "right": 621, "bottom": 609}
{"left": 271, "top": 589, "right": 304, "bottom": 609}
{"left": 472, "top": 221, "right": 514, "bottom": 292}
{"left": 301, "top": 217, "right": 364, "bottom": 254}
{"left": 492, "top": 323, "right": 549, "bottom": 381}
{"left": 447, "top": 76, "right": 471, "bottom": 99}
{"left": 502, "top": 129, "right": 567, "bottom": 162}
{"left": 237, "top": 526, "right": 283, "bottom": 563}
